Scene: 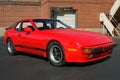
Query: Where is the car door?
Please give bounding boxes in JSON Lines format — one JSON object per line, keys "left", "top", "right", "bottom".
{"left": 22, "top": 21, "right": 36, "bottom": 47}
{"left": 13, "top": 21, "right": 24, "bottom": 45}
{"left": 14, "top": 21, "right": 37, "bottom": 49}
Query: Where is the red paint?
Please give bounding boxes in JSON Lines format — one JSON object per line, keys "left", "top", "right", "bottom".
{"left": 4, "top": 19, "right": 116, "bottom": 63}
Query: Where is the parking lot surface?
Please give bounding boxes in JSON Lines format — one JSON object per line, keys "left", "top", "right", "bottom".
{"left": 0, "top": 38, "right": 120, "bottom": 80}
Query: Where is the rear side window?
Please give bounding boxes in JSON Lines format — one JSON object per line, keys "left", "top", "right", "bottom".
{"left": 14, "top": 21, "right": 35, "bottom": 31}
{"left": 14, "top": 22, "right": 22, "bottom": 31}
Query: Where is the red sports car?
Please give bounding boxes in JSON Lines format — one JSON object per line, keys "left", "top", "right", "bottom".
{"left": 4, "top": 18, "right": 116, "bottom": 66}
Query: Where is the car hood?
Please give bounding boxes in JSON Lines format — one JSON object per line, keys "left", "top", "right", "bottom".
{"left": 48, "top": 29, "right": 113, "bottom": 46}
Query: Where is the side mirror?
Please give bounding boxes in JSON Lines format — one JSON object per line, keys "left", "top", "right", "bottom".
{"left": 24, "top": 27, "right": 32, "bottom": 33}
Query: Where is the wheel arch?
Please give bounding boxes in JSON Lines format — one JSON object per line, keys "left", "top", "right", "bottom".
{"left": 46, "top": 40, "right": 65, "bottom": 56}
{"left": 47, "top": 40, "right": 63, "bottom": 50}
{"left": 5, "top": 37, "right": 12, "bottom": 45}
{"left": 46, "top": 40, "right": 66, "bottom": 66}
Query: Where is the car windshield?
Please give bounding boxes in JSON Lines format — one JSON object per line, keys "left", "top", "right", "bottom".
{"left": 33, "top": 19, "right": 71, "bottom": 30}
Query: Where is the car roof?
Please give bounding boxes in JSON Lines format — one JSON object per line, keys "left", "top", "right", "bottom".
{"left": 19, "top": 18, "right": 55, "bottom": 22}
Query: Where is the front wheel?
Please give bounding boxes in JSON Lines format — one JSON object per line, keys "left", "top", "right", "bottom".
{"left": 47, "top": 42, "right": 65, "bottom": 67}
{"left": 7, "top": 39, "right": 16, "bottom": 56}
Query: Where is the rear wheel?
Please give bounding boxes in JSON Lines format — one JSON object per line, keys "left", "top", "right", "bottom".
{"left": 7, "top": 39, "right": 16, "bottom": 56}
{"left": 47, "top": 41, "right": 65, "bottom": 67}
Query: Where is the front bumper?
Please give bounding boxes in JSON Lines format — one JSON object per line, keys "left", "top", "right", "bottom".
{"left": 65, "top": 42, "right": 116, "bottom": 63}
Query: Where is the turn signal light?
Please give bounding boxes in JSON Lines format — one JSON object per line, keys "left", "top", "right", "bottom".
{"left": 68, "top": 48, "right": 77, "bottom": 52}
{"left": 82, "top": 48, "right": 91, "bottom": 54}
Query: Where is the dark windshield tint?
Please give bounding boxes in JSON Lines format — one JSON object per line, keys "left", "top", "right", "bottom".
{"left": 33, "top": 19, "right": 71, "bottom": 30}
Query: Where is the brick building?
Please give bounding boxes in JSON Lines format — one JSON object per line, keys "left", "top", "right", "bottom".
{"left": 0, "top": 0, "right": 114, "bottom": 31}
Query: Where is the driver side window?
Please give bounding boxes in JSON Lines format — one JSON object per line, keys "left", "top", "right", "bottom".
{"left": 35, "top": 21, "right": 51, "bottom": 30}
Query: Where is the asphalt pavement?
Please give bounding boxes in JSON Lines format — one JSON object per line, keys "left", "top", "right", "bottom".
{"left": 0, "top": 37, "right": 120, "bottom": 80}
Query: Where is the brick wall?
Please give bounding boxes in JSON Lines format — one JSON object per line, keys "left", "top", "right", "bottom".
{"left": 0, "top": 5, "right": 41, "bottom": 27}
{"left": 48, "top": 0, "right": 114, "bottom": 28}
{"left": 0, "top": 0, "right": 114, "bottom": 28}
{"left": 0, "top": 0, "right": 39, "bottom": 2}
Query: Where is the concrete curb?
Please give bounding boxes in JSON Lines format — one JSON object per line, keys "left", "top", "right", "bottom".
{"left": 112, "top": 37, "right": 120, "bottom": 47}
{"left": 0, "top": 27, "right": 6, "bottom": 37}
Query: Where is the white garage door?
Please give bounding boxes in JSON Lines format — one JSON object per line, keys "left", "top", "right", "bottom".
{"left": 57, "top": 13, "right": 76, "bottom": 28}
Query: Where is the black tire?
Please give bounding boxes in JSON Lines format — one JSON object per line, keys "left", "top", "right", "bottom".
{"left": 47, "top": 41, "right": 65, "bottom": 67}
{"left": 7, "top": 39, "right": 16, "bottom": 56}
